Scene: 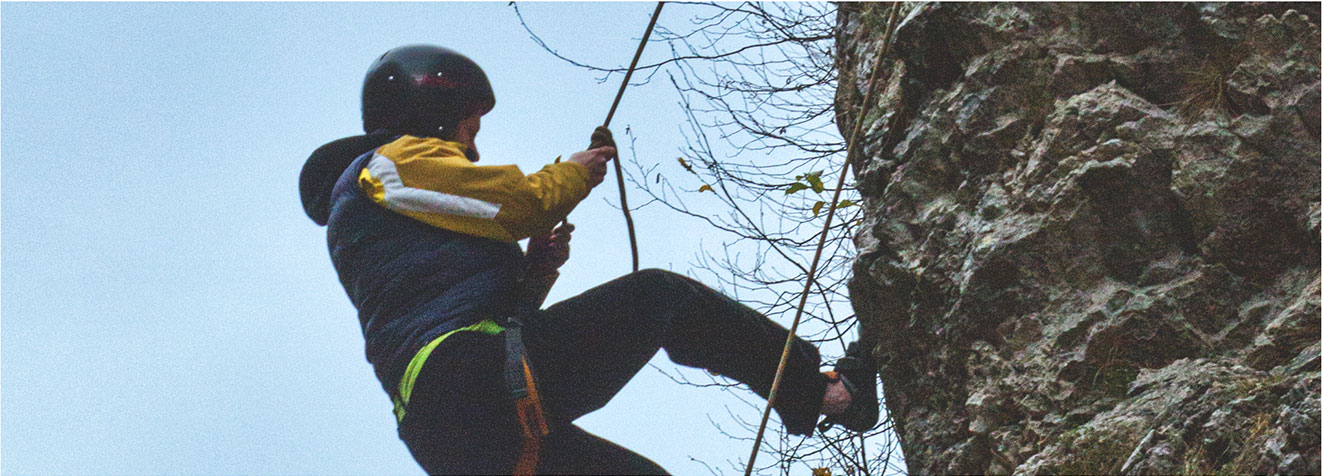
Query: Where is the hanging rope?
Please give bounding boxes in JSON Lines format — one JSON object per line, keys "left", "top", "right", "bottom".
{"left": 606, "top": 2, "right": 663, "bottom": 273}
{"left": 562, "top": 2, "right": 663, "bottom": 273}
{"left": 743, "top": 3, "right": 902, "bottom": 475}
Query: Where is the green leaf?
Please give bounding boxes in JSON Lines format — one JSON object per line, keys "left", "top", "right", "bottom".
{"left": 837, "top": 199, "right": 857, "bottom": 208}
{"left": 698, "top": 184, "right": 714, "bottom": 193}
{"left": 805, "top": 172, "right": 825, "bottom": 193}
{"left": 811, "top": 201, "right": 826, "bottom": 217}
{"left": 785, "top": 183, "right": 810, "bottom": 195}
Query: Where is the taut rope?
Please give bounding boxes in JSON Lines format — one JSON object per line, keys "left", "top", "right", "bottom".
{"left": 743, "top": 3, "right": 902, "bottom": 475}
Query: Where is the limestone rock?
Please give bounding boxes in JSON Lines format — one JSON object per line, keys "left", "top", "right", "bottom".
{"left": 836, "top": 3, "right": 1320, "bottom": 474}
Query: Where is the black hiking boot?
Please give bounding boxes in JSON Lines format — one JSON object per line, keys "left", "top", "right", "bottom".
{"left": 817, "top": 341, "right": 878, "bottom": 433}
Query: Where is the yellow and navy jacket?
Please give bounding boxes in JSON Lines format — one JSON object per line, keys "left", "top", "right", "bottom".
{"left": 301, "top": 134, "right": 589, "bottom": 396}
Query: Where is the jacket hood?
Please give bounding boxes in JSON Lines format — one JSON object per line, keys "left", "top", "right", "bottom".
{"left": 299, "top": 131, "right": 397, "bottom": 225}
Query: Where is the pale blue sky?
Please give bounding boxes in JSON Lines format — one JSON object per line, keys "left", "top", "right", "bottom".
{"left": 2, "top": 2, "right": 864, "bottom": 475}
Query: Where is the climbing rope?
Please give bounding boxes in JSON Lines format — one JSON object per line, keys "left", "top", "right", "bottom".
{"left": 743, "top": 3, "right": 903, "bottom": 475}
{"left": 562, "top": 2, "right": 663, "bottom": 273}
{"left": 606, "top": 2, "right": 663, "bottom": 273}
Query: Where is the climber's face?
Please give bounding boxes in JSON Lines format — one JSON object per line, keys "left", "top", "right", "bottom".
{"left": 455, "top": 114, "right": 481, "bottom": 162}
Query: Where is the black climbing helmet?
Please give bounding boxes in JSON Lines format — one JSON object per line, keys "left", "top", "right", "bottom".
{"left": 361, "top": 44, "right": 495, "bottom": 138}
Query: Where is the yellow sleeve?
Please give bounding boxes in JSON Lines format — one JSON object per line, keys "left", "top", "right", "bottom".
{"left": 358, "top": 136, "right": 590, "bottom": 242}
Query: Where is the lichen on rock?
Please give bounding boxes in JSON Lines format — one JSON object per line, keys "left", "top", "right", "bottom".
{"left": 836, "top": 3, "right": 1320, "bottom": 474}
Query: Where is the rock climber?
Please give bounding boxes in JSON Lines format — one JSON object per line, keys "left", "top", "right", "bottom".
{"left": 298, "top": 44, "right": 880, "bottom": 475}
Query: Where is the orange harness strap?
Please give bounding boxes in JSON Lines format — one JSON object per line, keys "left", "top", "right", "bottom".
{"left": 505, "top": 325, "right": 549, "bottom": 475}
{"left": 511, "top": 355, "right": 549, "bottom": 475}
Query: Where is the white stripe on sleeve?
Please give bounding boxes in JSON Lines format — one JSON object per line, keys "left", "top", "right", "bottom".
{"left": 366, "top": 153, "right": 502, "bottom": 219}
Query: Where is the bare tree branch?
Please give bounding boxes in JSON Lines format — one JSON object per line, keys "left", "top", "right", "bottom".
{"left": 514, "top": 2, "right": 908, "bottom": 474}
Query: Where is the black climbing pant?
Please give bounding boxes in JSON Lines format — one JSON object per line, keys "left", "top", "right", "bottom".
{"left": 397, "top": 269, "right": 829, "bottom": 475}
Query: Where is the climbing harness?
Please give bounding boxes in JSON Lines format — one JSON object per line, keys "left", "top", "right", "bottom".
{"left": 388, "top": 315, "right": 548, "bottom": 476}
{"left": 561, "top": 1, "right": 664, "bottom": 273}
{"left": 743, "top": 3, "right": 903, "bottom": 475}
{"left": 392, "top": 319, "right": 507, "bottom": 424}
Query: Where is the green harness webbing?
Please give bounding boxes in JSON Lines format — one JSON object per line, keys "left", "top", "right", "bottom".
{"left": 393, "top": 319, "right": 506, "bottom": 423}
{"left": 390, "top": 317, "right": 549, "bottom": 475}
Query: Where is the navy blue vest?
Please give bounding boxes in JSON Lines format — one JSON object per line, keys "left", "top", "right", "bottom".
{"left": 326, "top": 151, "right": 524, "bottom": 395}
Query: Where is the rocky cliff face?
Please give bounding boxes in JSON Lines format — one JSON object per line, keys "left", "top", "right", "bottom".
{"left": 836, "top": 3, "right": 1320, "bottom": 474}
